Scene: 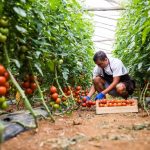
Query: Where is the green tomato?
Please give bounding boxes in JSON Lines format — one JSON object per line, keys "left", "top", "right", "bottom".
{"left": 0, "top": 19, "right": 8, "bottom": 27}
{"left": 63, "top": 101, "right": 68, "bottom": 107}
{"left": 0, "top": 96, "right": 6, "bottom": 103}
{"left": 1, "top": 101, "right": 8, "bottom": 110}
{"left": 53, "top": 104, "right": 60, "bottom": 109}
{"left": 2, "top": 16, "right": 7, "bottom": 20}
{"left": 21, "top": 45, "right": 28, "bottom": 52}
{"left": 49, "top": 101, "right": 55, "bottom": 106}
{"left": 0, "top": 28, "right": 9, "bottom": 35}
{"left": 20, "top": 54, "right": 25, "bottom": 60}
{"left": 58, "top": 64, "right": 61, "bottom": 70}
{"left": 59, "top": 59, "right": 63, "bottom": 64}
{"left": 0, "top": 33, "right": 7, "bottom": 42}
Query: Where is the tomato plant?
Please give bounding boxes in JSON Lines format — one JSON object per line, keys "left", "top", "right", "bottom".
{"left": 114, "top": 0, "right": 150, "bottom": 109}
{"left": 0, "top": 0, "right": 94, "bottom": 124}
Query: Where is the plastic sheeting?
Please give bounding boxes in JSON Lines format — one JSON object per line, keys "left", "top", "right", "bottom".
{"left": 0, "top": 107, "right": 48, "bottom": 141}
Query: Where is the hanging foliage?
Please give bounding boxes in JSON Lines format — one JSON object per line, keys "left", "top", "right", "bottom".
{"left": 114, "top": 0, "right": 150, "bottom": 109}
{"left": 114, "top": 0, "right": 150, "bottom": 83}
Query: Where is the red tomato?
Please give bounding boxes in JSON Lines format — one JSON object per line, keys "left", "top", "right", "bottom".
{"left": 100, "top": 99, "right": 107, "bottom": 104}
{"left": 56, "top": 98, "right": 61, "bottom": 104}
{"left": 30, "top": 82, "right": 37, "bottom": 90}
{"left": 50, "top": 86, "right": 57, "bottom": 94}
{"left": 86, "top": 101, "right": 92, "bottom": 107}
{"left": 25, "top": 88, "right": 33, "bottom": 95}
{"left": 86, "top": 103, "right": 91, "bottom": 108}
{"left": 51, "top": 93, "right": 58, "bottom": 100}
{"left": 0, "top": 76, "right": 6, "bottom": 85}
{"left": 109, "top": 100, "right": 115, "bottom": 103}
{"left": 113, "top": 103, "right": 117, "bottom": 107}
{"left": 108, "top": 103, "right": 113, "bottom": 107}
{"left": 4, "top": 82, "right": 10, "bottom": 90}
{"left": 82, "top": 97, "right": 87, "bottom": 102}
{"left": 75, "top": 90, "right": 80, "bottom": 95}
{"left": 116, "top": 100, "right": 121, "bottom": 103}
{"left": 4, "top": 71, "right": 9, "bottom": 80}
{"left": 62, "top": 96, "right": 67, "bottom": 101}
{"left": 99, "top": 103, "right": 104, "bottom": 107}
{"left": 76, "top": 86, "right": 81, "bottom": 91}
{"left": 67, "top": 90, "right": 71, "bottom": 95}
{"left": 0, "top": 86, "right": 7, "bottom": 95}
{"left": 82, "top": 103, "right": 86, "bottom": 107}
{"left": 0, "top": 65, "right": 6, "bottom": 75}
{"left": 63, "top": 87, "right": 68, "bottom": 93}
{"left": 122, "top": 102, "right": 127, "bottom": 106}
{"left": 117, "top": 103, "right": 122, "bottom": 106}
{"left": 125, "top": 100, "right": 130, "bottom": 104}
{"left": 77, "top": 99, "right": 82, "bottom": 104}
{"left": 128, "top": 100, "right": 133, "bottom": 104}
{"left": 22, "top": 81, "right": 30, "bottom": 88}
{"left": 92, "top": 101, "right": 96, "bottom": 105}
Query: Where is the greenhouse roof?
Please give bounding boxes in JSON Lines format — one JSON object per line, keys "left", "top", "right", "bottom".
{"left": 84, "top": 0, "right": 122, "bottom": 56}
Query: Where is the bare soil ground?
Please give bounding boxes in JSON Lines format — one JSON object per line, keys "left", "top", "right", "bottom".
{"left": 2, "top": 109, "right": 150, "bottom": 150}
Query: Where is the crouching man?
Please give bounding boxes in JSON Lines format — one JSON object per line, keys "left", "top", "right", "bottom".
{"left": 85, "top": 51, "right": 135, "bottom": 100}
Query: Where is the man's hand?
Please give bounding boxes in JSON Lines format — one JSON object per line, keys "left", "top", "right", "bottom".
{"left": 95, "top": 93, "right": 105, "bottom": 100}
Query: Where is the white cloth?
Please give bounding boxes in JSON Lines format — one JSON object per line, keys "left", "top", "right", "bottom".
{"left": 93, "top": 57, "right": 128, "bottom": 79}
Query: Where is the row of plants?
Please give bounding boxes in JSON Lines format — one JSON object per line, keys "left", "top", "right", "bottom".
{"left": 114, "top": 0, "right": 150, "bottom": 110}
{"left": 0, "top": 0, "right": 95, "bottom": 135}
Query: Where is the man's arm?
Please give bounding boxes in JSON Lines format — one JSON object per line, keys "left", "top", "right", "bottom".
{"left": 87, "top": 85, "right": 96, "bottom": 97}
{"left": 102, "top": 76, "right": 120, "bottom": 95}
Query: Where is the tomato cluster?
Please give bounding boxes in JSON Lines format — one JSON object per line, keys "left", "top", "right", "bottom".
{"left": 62, "top": 86, "right": 88, "bottom": 98}
{"left": 49, "top": 86, "right": 61, "bottom": 109}
{"left": 62, "top": 85, "right": 96, "bottom": 108}
{"left": 0, "top": 64, "right": 9, "bottom": 110}
{"left": 0, "top": 64, "right": 10, "bottom": 95}
{"left": 77, "top": 96, "right": 96, "bottom": 108}
{"left": 22, "top": 75, "right": 37, "bottom": 95}
{"left": 0, "top": 16, "right": 9, "bottom": 43}
{"left": 98, "top": 99, "right": 135, "bottom": 107}
{"left": 81, "top": 99, "right": 96, "bottom": 108}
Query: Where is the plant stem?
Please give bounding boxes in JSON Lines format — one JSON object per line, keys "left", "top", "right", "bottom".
{"left": 142, "top": 81, "right": 150, "bottom": 115}
{"left": 0, "top": 122, "right": 5, "bottom": 149}
{"left": 8, "top": 69, "right": 38, "bottom": 126}
{"left": 28, "top": 62, "right": 55, "bottom": 122}
{"left": 54, "top": 67, "right": 67, "bottom": 98}
{"left": 3, "top": 44, "right": 38, "bottom": 127}
{"left": 34, "top": 79, "right": 55, "bottom": 122}
{"left": 139, "top": 84, "right": 146, "bottom": 106}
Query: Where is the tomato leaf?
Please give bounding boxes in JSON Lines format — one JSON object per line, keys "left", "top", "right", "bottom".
{"left": 13, "top": 7, "right": 26, "bottom": 17}
{"left": 11, "top": 59, "right": 21, "bottom": 68}
{"left": 62, "top": 68, "right": 69, "bottom": 81}
{"left": 34, "top": 63, "right": 43, "bottom": 76}
{"left": 47, "top": 60, "right": 55, "bottom": 72}
{"left": 16, "top": 25, "right": 27, "bottom": 33}
{"left": 142, "top": 26, "right": 150, "bottom": 44}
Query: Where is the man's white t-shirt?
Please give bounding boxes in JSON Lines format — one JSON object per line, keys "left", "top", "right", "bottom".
{"left": 93, "top": 57, "right": 128, "bottom": 79}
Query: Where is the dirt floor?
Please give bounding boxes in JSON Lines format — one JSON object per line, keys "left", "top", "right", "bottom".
{"left": 2, "top": 108, "right": 150, "bottom": 150}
